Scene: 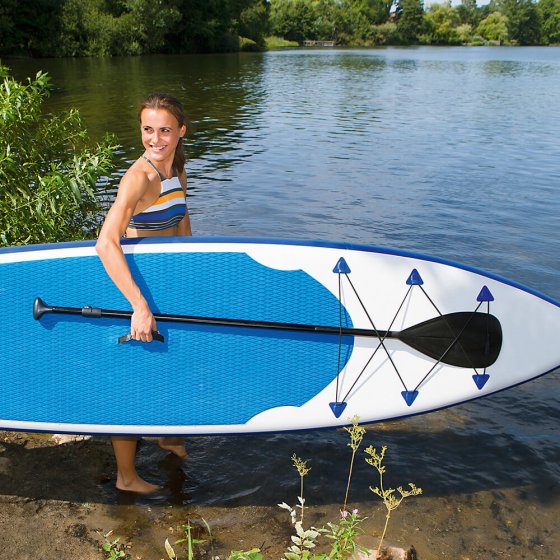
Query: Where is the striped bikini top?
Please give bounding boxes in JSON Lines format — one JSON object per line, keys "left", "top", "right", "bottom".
{"left": 128, "top": 156, "right": 187, "bottom": 231}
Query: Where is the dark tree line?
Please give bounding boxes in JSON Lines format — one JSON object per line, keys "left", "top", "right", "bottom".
{"left": 1, "top": 0, "right": 559, "bottom": 57}
{"left": 0, "top": 0, "right": 269, "bottom": 57}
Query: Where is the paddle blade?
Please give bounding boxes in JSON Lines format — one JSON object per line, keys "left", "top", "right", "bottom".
{"left": 399, "top": 312, "right": 502, "bottom": 368}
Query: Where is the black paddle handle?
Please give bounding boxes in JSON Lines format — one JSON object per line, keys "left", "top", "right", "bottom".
{"left": 118, "top": 331, "right": 165, "bottom": 344}
{"left": 34, "top": 298, "right": 164, "bottom": 344}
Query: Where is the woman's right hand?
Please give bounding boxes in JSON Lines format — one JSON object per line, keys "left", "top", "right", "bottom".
{"left": 130, "top": 300, "right": 158, "bottom": 342}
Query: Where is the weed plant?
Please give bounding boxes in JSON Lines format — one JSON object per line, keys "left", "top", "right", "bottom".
{"left": 101, "top": 531, "right": 131, "bottom": 560}
{"left": 365, "top": 446, "right": 423, "bottom": 559}
{"left": 342, "top": 416, "right": 366, "bottom": 511}
{"left": 156, "top": 416, "right": 423, "bottom": 560}
{"left": 165, "top": 520, "right": 213, "bottom": 560}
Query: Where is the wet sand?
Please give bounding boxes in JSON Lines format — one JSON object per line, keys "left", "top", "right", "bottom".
{"left": 1, "top": 427, "right": 558, "bottom": 560}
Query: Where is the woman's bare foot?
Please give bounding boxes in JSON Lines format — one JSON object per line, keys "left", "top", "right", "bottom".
{"left": 112, "top": 436, "right": 161, "bottom": 494}
{"left": 116, "top": 474, "right": 161, "bottom": 494}
{"left": 158, "top": 437, "right": 188, "bottom": 460}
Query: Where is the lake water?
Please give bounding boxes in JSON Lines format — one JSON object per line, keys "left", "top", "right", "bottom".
{"left": 6, "top": 47, "right": 560, "bottom": 558}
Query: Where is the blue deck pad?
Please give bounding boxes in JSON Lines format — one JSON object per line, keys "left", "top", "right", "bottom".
{"left": 0, "top": 251, "right": 354, "bottom": 427}
{"left": 127, "top": 252, "right": 352, "bottom": 326}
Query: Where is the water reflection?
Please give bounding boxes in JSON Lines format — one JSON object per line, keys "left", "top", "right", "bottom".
{"left": 483, "top": 59, "right": 526, "bottom": 76}
{"left": 12, "top": 48, "right": 559, "bottom": 287}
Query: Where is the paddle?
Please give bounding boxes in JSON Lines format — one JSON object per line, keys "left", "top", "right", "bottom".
{"left": 33, "top": 297, "right": 502, "bottom": 368}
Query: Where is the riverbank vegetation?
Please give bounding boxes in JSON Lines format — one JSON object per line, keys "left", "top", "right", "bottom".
{"left": 160, "top": 418, "right": 421, "bottom": 560}
{"left": 0, "top": 0, "right": 558, "bottom": 58}
{"left": 96, "top": 418, "right": 423, "bottom": 560}
{"left": 0, "top": 65, "right": 116, "bottom": 245}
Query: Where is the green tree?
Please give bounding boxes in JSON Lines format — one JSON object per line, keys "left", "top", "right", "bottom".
{"left": 238, "top": 0, "right": 270, "bottom": 46}
{"left": 538, "top": 0, "right": 560, "bottom": 43}
{"left": 60, "top": 0, "right": 134, "bottom": 56}
{"left": 121, "top": 0, "right": 183, "bottom": 53}
{"left": 476, "top": 10, "right": 509, "bottom": 40}
{"left": 314, "top": 0, "right": 340, "bottom": 40}
{"left": 338, "top": 3, "right": 372, "bottom": 41}
{"left": 371, "top": 21, "right": 399, "bottom": 43}
{"left": 0, "top": 66, "right": 116, "bottom": 246}
{"left": 165, "top": 0, "right": 266, "bottom": 53}
{"left": 0, "top": 0, "right": 63, "bottom": 57}
{"left": 59, "top": 0, "right": 181, "bottom": 56}
{"left": 497, "top": 0, "right": 541, "bottom": 44}
{"left": 0, "top": 0, "right": 17, "bottom": 54}
{"left": 269, "top": 0, "right": 317, "bottom": 41}
{"left": 395, "top": 0, "right": 427, "bottom": 42}
{"left": 455, "top": 22, "right": 473, "bottom": 41}
{"left": 335, "top": 0, "right": 393, "bottom": 42}
{"left": 455, "top": 0, "right": 480, "bottom": 26}
{"left": 347, "top": 0, "right": 393, "bottom": 26}
{"left": 425, "top": 2, "right": 462, "bottom": 43}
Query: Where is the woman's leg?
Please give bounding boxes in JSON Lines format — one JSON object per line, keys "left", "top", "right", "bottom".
{"left": 158, "top": 437, "right": 188, "bottom": 459}
{"left": 112, "top": 436, "right": 160, "bottom": 493}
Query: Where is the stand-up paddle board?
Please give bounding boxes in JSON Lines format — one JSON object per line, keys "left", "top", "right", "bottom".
{"left": 1, "top": 236, "right": 559, "bottom": 435}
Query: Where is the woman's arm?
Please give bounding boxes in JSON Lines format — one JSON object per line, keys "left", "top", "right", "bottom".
{"left": 177, "top": 211, "right": 192, "bottom": 236}
{"left": 96, "top": 170, "right": 157, "bottom": 342}
{"left": 177, "top": 170, "right": 192, "bottom": 236}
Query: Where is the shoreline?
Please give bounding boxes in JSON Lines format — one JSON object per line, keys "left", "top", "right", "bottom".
{"left": 1, "top": 431, "right": 558, "bottom": 559}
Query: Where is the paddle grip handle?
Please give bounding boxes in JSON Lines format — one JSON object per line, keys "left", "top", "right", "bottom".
{"left": 118, "top": 331, "right": 165, "bottom": 344}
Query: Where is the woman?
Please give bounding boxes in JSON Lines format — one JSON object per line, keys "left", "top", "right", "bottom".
{"left": 96, "top": 92, "right": 192, "bottom": 494}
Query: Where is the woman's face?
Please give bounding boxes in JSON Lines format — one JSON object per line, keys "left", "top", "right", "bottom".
{"left": 140, "top": 108, "right": 186, "bottom": 163}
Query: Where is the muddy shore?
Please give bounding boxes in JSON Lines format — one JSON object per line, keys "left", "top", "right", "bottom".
{"left": 0, "top": 430, "right": 558, "bottom": 560}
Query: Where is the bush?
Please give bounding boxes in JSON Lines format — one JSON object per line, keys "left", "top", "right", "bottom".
{"left": 0, "top": 66, "right": 116, "bottom": 246}
{"left": 240, "top": 36, "right": 262, "bottom": 51}
{"left": 371, "top": 22, "right": 398, "bottom": 45}
{"left": 265, "top": 35, "right": 299, "bottom": 48}
{"left": 470, "top": 34, "right": 487, "bottom": 46}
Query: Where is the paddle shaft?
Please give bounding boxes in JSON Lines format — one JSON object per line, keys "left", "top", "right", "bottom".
{"left": 34, "top": 298, "right": 396, "bottom": 339}
{"left": 34, "top": 297, "right": 502, "bottom": 368}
